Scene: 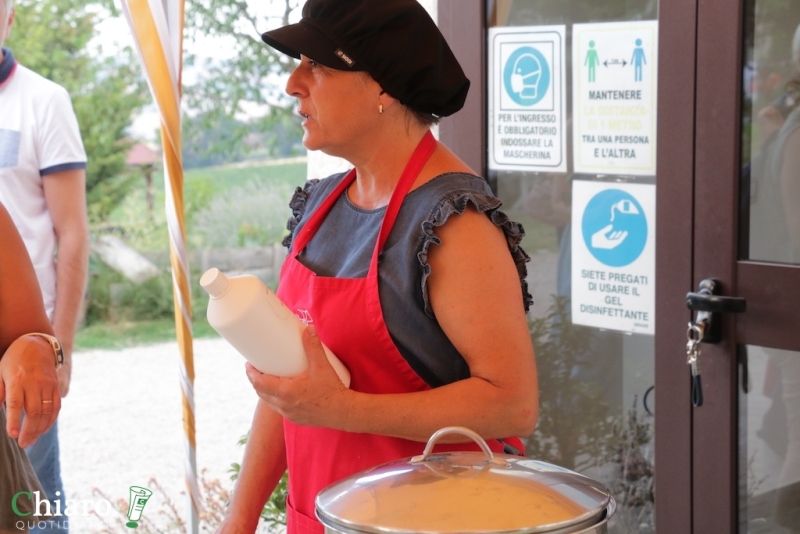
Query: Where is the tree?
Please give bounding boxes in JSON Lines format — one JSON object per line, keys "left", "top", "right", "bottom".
{"left": 182, "top": 0, "right": 303, "bottom": 162}
{"left": 6, "top": 0, "right": 148, "bottom": 223}
{"left": 183, "top": 113, "right": 250, "bottom": 169}
{"left": 182, "top": 111, "right": 303, "bottom": 169}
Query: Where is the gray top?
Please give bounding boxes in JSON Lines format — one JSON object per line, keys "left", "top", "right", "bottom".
{"left": 283, "top": 171, "right": 531, "bottom": 387}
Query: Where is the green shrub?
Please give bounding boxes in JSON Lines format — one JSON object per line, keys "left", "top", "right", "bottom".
{"left": 85, "top": 161, "right": 306, "bottom": 326}
{"left": 192, "top": 181, "right": 296, "bottom": 248}
{"left": 85, "top": 253, "right": 212, "bottom": 325}
{"left": 117, "top": 273, "right": 175, "bottom": 321}
{"left": 229, "top": 433, "right": 288, "bottom": 529}
{"left": 84, "top": 257, "right": 125, "bottom": 325}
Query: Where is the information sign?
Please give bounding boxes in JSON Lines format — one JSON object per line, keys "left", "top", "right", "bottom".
{"left": 571, "top": 180, "right": 655, "bottom": 334}
{"left": 572, "top": 21, "right": 658, "bottom": 176}
{"left": 488, "top": 26, "right": 567, "bottom": 172}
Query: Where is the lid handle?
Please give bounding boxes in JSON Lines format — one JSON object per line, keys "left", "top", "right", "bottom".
{"left": 410, "top": 426, "right": 508, "bottom": 466}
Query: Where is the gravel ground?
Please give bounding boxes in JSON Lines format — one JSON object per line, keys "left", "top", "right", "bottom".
{"left": 56, "top": 337, "right": 262, "bottom": 532}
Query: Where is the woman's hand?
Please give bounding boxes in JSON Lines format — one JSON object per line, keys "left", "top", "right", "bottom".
{"left": 245, "top": 326, "right": 354, "bottom": 429}
{"left": 0, "top": 335, "right": 61, "bottom": 448}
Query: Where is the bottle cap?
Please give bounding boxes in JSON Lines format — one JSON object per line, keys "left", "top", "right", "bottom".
{"left": 200, "top": 268, "right": 232, "bottom": 298}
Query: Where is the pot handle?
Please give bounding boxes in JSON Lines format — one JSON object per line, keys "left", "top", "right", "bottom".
{"left": 410, "top": 426, "right": 508, "bottom": 466}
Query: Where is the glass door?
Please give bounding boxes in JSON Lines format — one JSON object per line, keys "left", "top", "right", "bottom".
{"left": 737, "top": 0, "right": 800, "bottom": 531}
{"left": 484, "top": 2, "right": 658, "bottom": 532}
{"left": 441, "top": 0, "right": 800, "bottom": 531}
{"left": 690, "top": 0, "right": 800, "bottom": 531}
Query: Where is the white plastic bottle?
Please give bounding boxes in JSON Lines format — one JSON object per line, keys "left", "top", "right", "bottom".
{"left": 200, "top": 268, "right": 350, "bottom": 387}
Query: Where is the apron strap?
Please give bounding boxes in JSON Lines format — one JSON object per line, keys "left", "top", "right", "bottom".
{"left": 291, "top": 130, "right": 437, "bottom": 265}
{"left": 369, "top": 130, "right": 437, "bottom": 269}
{"left": 291, "top": 168, "right": 358, "bottom": 254}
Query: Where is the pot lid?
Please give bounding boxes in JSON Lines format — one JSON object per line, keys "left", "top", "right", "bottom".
{"left": 316, "top": 427, "right": 615, "bottom": 534}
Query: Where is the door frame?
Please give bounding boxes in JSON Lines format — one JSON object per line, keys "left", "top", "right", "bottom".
{"left": 437, "top": 1, "right": 699, "bottom": 531}
{"left": 694, "top": 0, "right": 800, "bottom": 530}
{"left": 691, "top": 0, "right": 743, "bottom": 530}
{"left": 654, "top": 0, "right": 698, "bottom": 529}
{"left": 438, "top": 0, "right": 487, "bottom": 177}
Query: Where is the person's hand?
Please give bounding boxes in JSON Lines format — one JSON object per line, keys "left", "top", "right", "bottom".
{"left": 0, "top": 335, "right": 61, "bottom": 448}
{"left": 245, "top": 325, "right": 353, "bottom": 429}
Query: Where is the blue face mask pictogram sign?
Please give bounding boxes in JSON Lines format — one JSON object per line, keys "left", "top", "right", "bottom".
{"left": 503, "top": 46, "right": 551, "bottom": 106}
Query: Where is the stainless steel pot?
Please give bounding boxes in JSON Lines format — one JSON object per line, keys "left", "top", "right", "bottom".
{"left": 316, "top": 427, "right": 616, "bottom": 534}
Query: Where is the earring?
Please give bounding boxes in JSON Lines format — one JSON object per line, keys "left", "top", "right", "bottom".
{"left": 379, "top": 103, "right": 384, "bottom": 114}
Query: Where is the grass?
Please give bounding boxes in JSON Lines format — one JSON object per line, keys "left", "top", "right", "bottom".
{"left": 84, "top": 156, "right": 555, "bottom": 352}
{"left": 184, "top": 158, "right": 307, "bottom": 190}
{"left": 106, "top": 159, "right": 308, "bottom": 252}
{"left": 120, "top": 159, "right": 308, "bottom": 219}
{"left": 82, "top": 158, "right": 309, "bottom": 352}
{"left": 75, "top": 318, "right": 220, "bottom": 351}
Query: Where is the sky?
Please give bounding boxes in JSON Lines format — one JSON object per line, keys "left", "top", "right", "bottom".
{"left": 93, "top": 0, "right": 437, "bottom": 142}
{"left": 93, "top": 14, "right": 158, "bottom": 139}
{"left": 92, "top": 0, "right": 293, "bottom": 141}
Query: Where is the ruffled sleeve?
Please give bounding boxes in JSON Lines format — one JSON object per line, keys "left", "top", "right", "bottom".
{"left": 282, "top": 179, "right": 321, "bottom": 250}
{"left": 417, "top": 190, "right": 533, "bottom": 318}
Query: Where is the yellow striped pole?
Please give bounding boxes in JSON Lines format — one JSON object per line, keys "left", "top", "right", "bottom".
{"left": 120, "top": 1, "right": 200, "bottom": 532}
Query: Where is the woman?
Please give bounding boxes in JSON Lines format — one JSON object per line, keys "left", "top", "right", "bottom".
{"left": 0, "top": 202, "right": 62, "bottom": 532}
{"left": 220, "top": 1, "right": 538, "bottom": 532}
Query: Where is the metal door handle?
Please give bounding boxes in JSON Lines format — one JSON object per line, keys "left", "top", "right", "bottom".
{"left": 686, "top": 282, "right": 746, "bottom": 314}
{"left": 685, "top": 279, "right": 746, "bottom": 343}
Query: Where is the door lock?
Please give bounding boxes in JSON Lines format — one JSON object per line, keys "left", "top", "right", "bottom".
{"left": 686, "top": 278, "right": 746, "bottom": 343}
{"left": 684, "top": 279, "right": 747, "bottom": 407}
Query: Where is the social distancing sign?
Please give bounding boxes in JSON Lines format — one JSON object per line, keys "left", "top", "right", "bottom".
{"left": 571, "top": 180, "right": 655, "bottom": 334}
{"left": 572, "top": 21, "right": 658, "bottom": 176}
{"left": 488, "top": 25, "right": 567, "bottom": 172}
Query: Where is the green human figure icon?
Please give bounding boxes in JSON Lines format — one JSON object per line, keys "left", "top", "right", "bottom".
{"left": 585, "top": 40, "right": 600, "bottom": 82}
{"left": 631, "top": 38, "right": 647, "bottom": 82}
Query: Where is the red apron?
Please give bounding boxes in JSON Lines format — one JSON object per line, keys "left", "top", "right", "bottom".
{"left": 277, "top": 131, "right": 512, "bottom": 533}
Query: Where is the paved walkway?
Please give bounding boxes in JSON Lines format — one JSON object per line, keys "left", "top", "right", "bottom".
{"left": 58, "top": 337, "right": 261, "bottom": 531}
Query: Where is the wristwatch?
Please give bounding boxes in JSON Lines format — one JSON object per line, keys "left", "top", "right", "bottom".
{"left": 26, "top": 333, "right": 64, "bottom": 369}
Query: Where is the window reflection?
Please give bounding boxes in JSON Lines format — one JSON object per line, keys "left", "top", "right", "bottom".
{"left": 743, "top": 0, "right": 800, "bottom": 264}
{"left": 740, "top": 346, "right": 800, "bottom": 532}
{"left": 489, "top": 1, "right": 657, "bottom": 533}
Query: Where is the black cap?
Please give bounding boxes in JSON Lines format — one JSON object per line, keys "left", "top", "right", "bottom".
{"left": 261, "top": 0, "right": 469, "bottom": 117}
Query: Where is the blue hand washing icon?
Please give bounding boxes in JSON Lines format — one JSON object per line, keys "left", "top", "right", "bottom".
{"left": 503, "top": 46, "right": 550, "bottom": 106}
{"left": 582, "top": 190, "right": 647, "bottom": 267}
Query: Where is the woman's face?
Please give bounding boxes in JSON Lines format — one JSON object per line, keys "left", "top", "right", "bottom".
{"left": 286, "top": 55, "right": 382, "bottom": 157}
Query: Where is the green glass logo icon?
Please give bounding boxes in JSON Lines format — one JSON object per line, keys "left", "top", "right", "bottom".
{"left": 126, "top": 486, "right": 153, "bottom": 528}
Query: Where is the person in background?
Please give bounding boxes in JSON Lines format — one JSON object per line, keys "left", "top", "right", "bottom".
{"left": 0, "top": 202, "right": 63, "bottom": 533}
{"left": 758, "top": 73, "right": 800, "bottom": 530}
{"left": 749, "top": 23, "right": 800, "bottom": 263}
{"left": 0, "top": 1, "right": 89, "bottom": 532}
{"left": 218, "top": 1, "right": 539, "bottom": 532}
{"left": 748, "top": 22, "right": 800, "bottom": 531}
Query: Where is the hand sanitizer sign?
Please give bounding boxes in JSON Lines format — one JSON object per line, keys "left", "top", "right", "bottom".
{"left": 571, "top": 180, "right": 655, "bottom": 334}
